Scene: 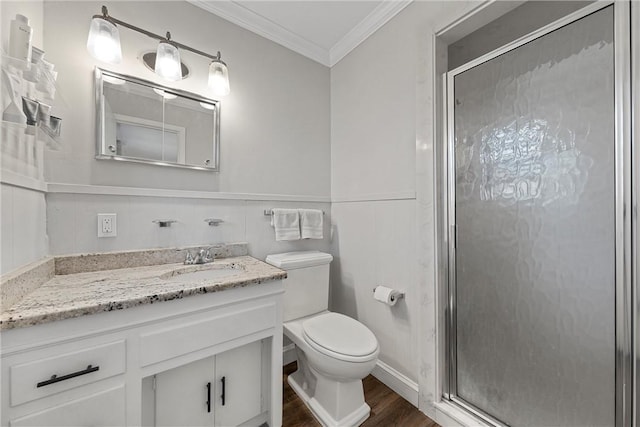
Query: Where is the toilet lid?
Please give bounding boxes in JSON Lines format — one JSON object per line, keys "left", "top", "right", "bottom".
{"left": 302, "top": 312, "right": 378, "bottom": 357}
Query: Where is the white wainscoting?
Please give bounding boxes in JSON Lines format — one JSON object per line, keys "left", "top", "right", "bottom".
{"left": 46, "top": 188, "right": 332, "bottom": 260}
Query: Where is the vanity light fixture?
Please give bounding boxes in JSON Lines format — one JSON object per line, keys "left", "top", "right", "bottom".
{"left": 87, "top": 5, "right": 230, "bottom": 96}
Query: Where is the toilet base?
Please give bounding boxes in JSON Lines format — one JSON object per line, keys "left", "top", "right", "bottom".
{"left": 288, "top": 366, "right": 371, "bottom": 427}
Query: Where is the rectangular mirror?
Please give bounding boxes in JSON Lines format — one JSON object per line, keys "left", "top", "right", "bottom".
{"left": 95, "top": 68, "right": 220, "bottom": 171}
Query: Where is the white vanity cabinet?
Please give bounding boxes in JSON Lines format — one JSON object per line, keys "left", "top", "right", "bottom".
{"left": 1, "top": 281, "right": 283, "bottom": 427}
{"left": 150, "top": 341, "right": 263, "bottom": 427}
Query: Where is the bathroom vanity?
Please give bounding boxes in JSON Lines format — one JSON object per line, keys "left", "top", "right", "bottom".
{"left": 0, "top": 245, "right": 286, "bottom": 427}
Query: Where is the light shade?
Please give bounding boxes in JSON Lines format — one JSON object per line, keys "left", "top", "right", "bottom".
{"left": 155, "top": 41, "right": 182, "bottom": 82}
{"left": 208, "top": 56, "right": 230, "bottom": 97}
{"left": 87, "top": 17, "right": 122, "bottom": 64}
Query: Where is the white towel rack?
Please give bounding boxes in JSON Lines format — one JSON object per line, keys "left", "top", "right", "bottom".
{"left": 263, "top": 209, "right": 324, "bottom": 216}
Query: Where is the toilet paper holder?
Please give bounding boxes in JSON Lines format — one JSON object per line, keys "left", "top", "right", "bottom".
{"left": 372, "top": 287, "right": 405, "bottom": 302}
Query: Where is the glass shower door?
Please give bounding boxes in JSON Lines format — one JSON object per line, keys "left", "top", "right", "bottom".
{"left": 448, "top": 5, "right": 619, "bottom": 426}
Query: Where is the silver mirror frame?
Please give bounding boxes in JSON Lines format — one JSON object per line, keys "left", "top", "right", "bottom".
{"left": 94, "top": 67, "right": 221, "bottom": 172}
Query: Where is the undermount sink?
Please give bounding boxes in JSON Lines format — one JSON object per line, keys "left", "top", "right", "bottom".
{"left": 161, "top": 264, "right": 245, "bottom": 282}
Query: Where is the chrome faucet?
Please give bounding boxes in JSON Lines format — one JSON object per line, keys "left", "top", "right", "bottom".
{"left": 184, "top": 248, "right": 214, "bottom": 265}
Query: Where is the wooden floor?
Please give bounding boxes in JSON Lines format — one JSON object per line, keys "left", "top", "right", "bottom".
{"left": 282, "top": 362, "right": 440, "bottom": 427}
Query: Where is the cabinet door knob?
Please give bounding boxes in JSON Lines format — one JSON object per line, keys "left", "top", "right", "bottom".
{"left": 221, "top": 376, "right": 226, "bottom": 406}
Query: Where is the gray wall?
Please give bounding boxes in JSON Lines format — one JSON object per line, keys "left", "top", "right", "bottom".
{"left": 39, "top": 1, "right": 333, "bottom": 261}
{"left": 43, "top": 1, "right": 331, "bottom": 197}
{"left": 330, "top": 0, "right": 477, "bottom": 417}
{"left": 2, "top": 0, "right": 333, "bottom": 273}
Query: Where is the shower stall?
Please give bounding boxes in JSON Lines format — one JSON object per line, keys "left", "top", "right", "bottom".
{"left": 441, "top": 2, "right": 635, "bottom": 426}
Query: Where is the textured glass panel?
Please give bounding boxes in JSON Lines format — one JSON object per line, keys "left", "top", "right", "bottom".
{"left": 453, "top": 7, "right": 614, "bottom": 426}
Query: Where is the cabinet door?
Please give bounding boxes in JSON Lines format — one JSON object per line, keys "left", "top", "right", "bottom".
{"left": 155, "top": 357, "right": 215, "bottom": 427}
{"left": 10, "top": 386, "right": 125, "bottom": 427}
{"left": 215, "top": 341, "right": 263, "bottom": 427}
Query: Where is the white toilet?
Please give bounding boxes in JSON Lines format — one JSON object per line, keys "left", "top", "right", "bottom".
{"left": 265, "top": 251, "right": 379, "bottom": 427}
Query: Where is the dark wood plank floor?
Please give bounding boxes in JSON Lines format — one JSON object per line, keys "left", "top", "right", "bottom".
{"left": 282, "top": 362, "right": 440, "bottom": 427}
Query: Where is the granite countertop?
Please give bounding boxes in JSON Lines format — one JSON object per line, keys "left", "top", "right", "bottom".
{"left": 0, "top": 245, "right": 286, "bottom": 331}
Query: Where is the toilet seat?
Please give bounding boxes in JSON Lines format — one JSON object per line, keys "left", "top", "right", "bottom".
{"left": 302, "top": 312, "right": 378, "bottom": 363}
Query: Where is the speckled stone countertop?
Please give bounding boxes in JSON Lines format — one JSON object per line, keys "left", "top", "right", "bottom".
{"left": 0, "top": 245, "right": 286, "bottom": 331}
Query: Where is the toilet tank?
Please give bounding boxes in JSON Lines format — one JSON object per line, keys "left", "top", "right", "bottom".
{"left": 265, "top": 251, "right": 333, "bottom": 322}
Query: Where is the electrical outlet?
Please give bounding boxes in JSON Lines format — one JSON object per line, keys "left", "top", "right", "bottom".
{"left": 98, "top": 213, "right": 117, "bottom": 237}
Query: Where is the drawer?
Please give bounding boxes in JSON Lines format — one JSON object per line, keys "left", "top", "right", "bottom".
{"left": 140, "top": 303, "right": 275, "bottom": 366}
{"left": 10, "top": 340, "right": 125, "bottom": 406}
{"left": 9, "top": 385, "right": 125, "bottom": 427}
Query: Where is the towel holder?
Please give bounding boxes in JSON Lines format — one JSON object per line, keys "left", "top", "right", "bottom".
{"left": 263, "top": 209, "right": 324, "bottom": 216}
{"left": 152, "top": 219, "right": 177, "bottom": 227}
{"left": 204, "top": 218, "right": 224, "bottom": 226}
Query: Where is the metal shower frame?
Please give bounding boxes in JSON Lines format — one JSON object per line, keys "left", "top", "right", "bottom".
{"left": 440, "top": 2, "right": 635, "bottom": 426}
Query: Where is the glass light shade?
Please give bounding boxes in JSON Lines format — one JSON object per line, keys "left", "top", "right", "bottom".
{"left": 208, "top": 60, "right": 230, "bottom": 97}
{"left": 155, "top": 41, "right": 182, "bottom": 82}
{"left": 87, "top": 17, "right": 122, "bottom": 64}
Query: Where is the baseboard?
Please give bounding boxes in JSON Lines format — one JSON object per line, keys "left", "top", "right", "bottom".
{"left": 371, "top": 360, "right": 419, "bottom": 408}
{"left": 283, "top": 343, "right": 297, "bottom": 366}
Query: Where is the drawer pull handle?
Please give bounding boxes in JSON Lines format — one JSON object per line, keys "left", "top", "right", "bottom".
{"left": 36, "top": 365, "right": 100, "bottom": 388}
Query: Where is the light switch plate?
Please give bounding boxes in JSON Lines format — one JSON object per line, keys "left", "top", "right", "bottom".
{"left": 98, "top": 213, "right": 117, "bottom": 237}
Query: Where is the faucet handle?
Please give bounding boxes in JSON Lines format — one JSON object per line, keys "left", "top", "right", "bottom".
{"left": 184, "top": 251, "right": 194, "bottom": 265}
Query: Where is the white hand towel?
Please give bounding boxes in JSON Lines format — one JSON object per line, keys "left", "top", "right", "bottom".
{"left": 299, "top": 209, "right": 323, "bottom": 239}
{"left": 271, "top": 208, "right": 301, "bottom": 241}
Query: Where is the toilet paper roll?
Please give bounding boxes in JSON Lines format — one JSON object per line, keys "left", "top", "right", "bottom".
{"left": 374, "top": 286, "right": 400, "bottom": 306}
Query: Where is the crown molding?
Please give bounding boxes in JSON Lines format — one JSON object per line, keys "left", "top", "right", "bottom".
{"left": 329, "top": 0, "right": 413, "bottom": 66}
{"left": 188, "top": 0, "right": 330, "bottom": 66}
{"left": 188, "top": 0, "right": 413, "bottom": 68}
